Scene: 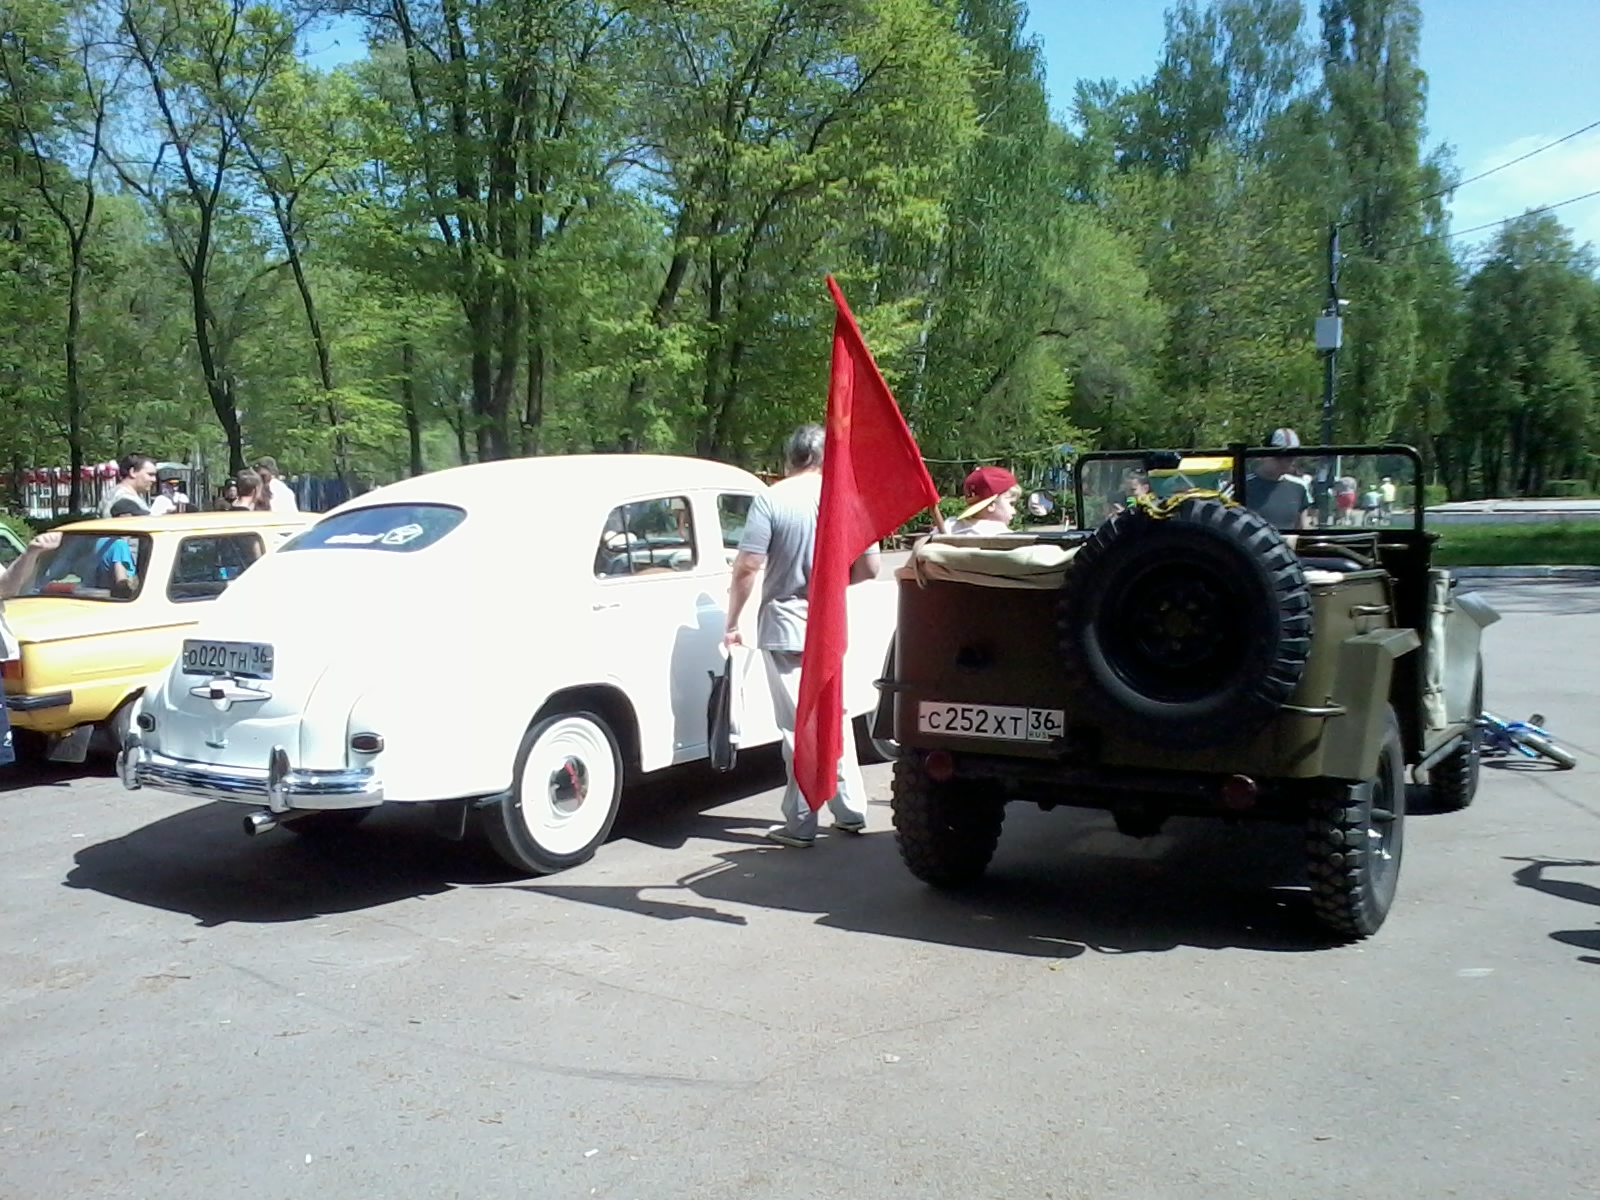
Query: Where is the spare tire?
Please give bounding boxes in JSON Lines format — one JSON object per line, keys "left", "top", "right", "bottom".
{"left": 1058, "top": 497, "right": 1313, "bottom": 749}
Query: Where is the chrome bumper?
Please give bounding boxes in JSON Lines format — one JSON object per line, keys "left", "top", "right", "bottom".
{"left": 120, "top": 736, "right": 382, "bottom": 811}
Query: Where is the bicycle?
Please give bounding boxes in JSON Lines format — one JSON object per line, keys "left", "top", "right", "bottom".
{"left": 1480, "top": 711, "right": 1578, "bottom": 770}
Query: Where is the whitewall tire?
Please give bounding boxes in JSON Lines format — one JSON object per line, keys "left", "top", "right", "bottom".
{"left": 485, "top": 712, "right": 623, "bottom": 875}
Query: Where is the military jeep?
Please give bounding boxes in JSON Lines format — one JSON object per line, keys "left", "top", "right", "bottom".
{"left": 883, "top": 444, "right": 1499, "bottom": 941}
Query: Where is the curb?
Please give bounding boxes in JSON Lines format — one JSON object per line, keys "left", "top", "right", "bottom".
{"left": 1447, "top": 565, "right": 1600, "bottom": 581}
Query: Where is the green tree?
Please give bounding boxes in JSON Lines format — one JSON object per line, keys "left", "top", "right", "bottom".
{"left": 904, "top": 0, "right": 1151, "bottom": 467}
{"left": 113, "top": 0, "right": 300, "bottom": 472}
{"left": 1444, "top": 215, "right": 1598, "bottom": 498}
{"left": 1320, "top": 0, "right": 1442, "bottom": 441}
{"left": 0, "top": 0, "right": 120, "bottom": 508}
{"left": 627, "top": 0, "right": 975, "bottom": 461}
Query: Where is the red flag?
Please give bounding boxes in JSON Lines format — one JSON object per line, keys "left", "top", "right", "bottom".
{"left": 793, "top": 276, "right": 942, "bottom": 811}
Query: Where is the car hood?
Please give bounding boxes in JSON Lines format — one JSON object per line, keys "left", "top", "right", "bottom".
{"left": 0, "top": 596, "right": 186, "bottom": 644}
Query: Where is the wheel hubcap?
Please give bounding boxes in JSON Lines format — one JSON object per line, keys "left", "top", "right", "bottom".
{"left": 548, "top": 756, "right": 589, "bottom": 814}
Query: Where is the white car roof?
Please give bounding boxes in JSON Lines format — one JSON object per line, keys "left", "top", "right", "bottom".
{"left": 330, "top": 454, "right": 767, "bottom": 517}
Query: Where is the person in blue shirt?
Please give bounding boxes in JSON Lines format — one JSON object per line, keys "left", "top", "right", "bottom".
{"left": 94, "top": 497, "right": 144, "bottom": 596}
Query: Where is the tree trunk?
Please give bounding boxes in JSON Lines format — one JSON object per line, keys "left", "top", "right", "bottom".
{"left": 187, "top": 253, "right": 244, "bottom": 471}
{"left": 696, "top": 251, "right": 728, "bottom": 458}
{"left": 400, "top": 339, "right": 424, "bottom": 477}
{"left": 523, "top": 329, "right": 545, "bottom": 455}
{"left": 279, "top": 213, "right": 348, "bottom": 483}
{"left": 64, "top": 237, "right": 85, "bottom": 513}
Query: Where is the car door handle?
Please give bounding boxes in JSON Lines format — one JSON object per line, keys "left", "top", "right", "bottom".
{"left": 592, "top": 602, "right": 621, "bottom": 612}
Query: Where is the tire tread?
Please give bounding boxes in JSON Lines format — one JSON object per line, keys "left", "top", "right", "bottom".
{"left": 891, "top": 756, "right": 1005, "bottom": 888}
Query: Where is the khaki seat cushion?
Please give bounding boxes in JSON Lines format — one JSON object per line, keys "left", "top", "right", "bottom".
{"left": 896, "top": 537, "right": 1078, "bottom": 590}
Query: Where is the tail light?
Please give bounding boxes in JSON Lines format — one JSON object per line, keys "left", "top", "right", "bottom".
{"left": 1, "top": 658, "right": 20, "bottom": 682}
{"left": 923, "top": 749, "right": 956, "bottom": 782}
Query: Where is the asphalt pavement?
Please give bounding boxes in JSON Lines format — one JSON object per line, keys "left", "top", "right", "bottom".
{"left": 3, "top": 579, "right": 1598, "bottom": 1200}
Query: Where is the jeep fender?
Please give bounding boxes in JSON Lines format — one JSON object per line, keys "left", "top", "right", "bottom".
{"left": 1321, "top": 627, "right": 1421, "bottom": 780}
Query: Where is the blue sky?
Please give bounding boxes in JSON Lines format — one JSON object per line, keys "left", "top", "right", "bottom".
{"left": 1024, "top": 0, "right": 1600, "bottom": 250}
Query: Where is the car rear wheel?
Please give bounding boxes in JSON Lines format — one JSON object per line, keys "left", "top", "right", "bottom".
{"left": 1307, "top": 707, "right": 1406, "bottom": 941}
{"left": 93, "top": 695, "right": 139, "bottom": 762}
{"left": 485, "top": 712, "right": 623, "bottom": 875}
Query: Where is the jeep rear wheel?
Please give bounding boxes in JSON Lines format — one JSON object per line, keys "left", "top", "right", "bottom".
{"left": 1307, "top": 708, "right": 1406, "bottom": 941}
{"left": 891, "top": 754, "right": 1005, "bottom": 888}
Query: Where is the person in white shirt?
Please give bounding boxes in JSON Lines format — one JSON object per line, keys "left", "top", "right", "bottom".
{"left": 252, "top": 456, "right": 299, "bottom": 512}
{"left": 148, "top": 472, "right": 191, "bottom": 515}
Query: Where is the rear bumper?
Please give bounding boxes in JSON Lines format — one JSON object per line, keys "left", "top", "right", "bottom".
{"left": 120, "top": 735, "right": 383, "bottom": 811}
{"left": 4, "top": 690, "right": 72, "bottom": 712}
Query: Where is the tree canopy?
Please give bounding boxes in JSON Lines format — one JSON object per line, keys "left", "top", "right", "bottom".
{"left": 2, "top": 0, "right": 1597, "bottom": 501}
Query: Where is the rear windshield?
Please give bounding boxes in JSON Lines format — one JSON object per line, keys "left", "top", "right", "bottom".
{"left": 13, "top": 531, "right": 154, "bottom": 602}
{"left": 282, "top": 504, "right": 466, "bottom": 554}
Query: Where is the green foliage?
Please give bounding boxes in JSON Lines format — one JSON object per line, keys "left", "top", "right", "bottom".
{"left": 1440, "top": 215, "right": 1599, "bottom": 499}
{"left": 0, "top": 511, "right": 36, "bottom": 543}
{"left": 1433, "top": 521, "right": 1600, "bottom": 568}
{"left": 0, "top": 0, "right": 1596, "bottom": 512}
{"left": 1541, "top": 480, "right": 1594, "bottom": 499}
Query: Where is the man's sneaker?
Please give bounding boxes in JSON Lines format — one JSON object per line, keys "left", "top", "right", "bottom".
{"left": 765, "top": 825, "right": 815, "bottom": 848}
{"left": 831, "top": 818, "right": 867, "bottom": 835}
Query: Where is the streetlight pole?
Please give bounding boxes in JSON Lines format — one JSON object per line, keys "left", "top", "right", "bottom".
{"left": 1317, "top": 224, "right": 1342, "bottom": 444}
{"left": 1312, "top": 224, "right": 1344, "bottom": 524}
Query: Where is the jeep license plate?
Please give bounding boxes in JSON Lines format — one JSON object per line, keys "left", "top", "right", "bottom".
{"left": 917, "top": 702, "right": 1064, "bottom": 742}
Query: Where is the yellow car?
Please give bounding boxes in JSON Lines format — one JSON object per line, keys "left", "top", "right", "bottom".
{"left": 2, "top": 510, "right": 310, "bottom": 760}
{"left": 1146, "top": 455, "right": 1234, "bottom": 499}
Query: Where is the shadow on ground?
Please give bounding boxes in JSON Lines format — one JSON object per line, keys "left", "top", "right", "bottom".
{"left": 1508, "top": 857, "right": 1600, "bottom": 966}
{"left": 518, "top": 803, "right": 1335, "bottom": 958}
{"left": 58, "top": 749, "right": 790, "bottom": 927}
{"left": 64, "top": 741, "right": 1343, "bottom": 955}
{"left": 0, "top": 755, "right": 116, "bottom": 794}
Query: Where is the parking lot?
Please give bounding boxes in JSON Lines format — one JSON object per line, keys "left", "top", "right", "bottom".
{"left": 3, "top": 578, "right": 1598, "bottom": 1200}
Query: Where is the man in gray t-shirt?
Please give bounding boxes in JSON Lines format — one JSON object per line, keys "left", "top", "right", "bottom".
{"left": 725, "top": 424, "right": 880, "bottom": 847}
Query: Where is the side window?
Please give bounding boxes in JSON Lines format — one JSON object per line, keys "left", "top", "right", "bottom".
{"left": 717, "top": 494, "right": 754, "bottom": 561}
{"left": 593, "top": 497, "right": 696, "bottom": 578}
{"left": 168, "top": 534, "right": 266, "bottom": 602}
{"left": 25, "top": 533, "right": 152, "bottom": 602}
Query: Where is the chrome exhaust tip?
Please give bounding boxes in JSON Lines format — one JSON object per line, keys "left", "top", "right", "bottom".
{"left": 242, "top": 810, "right": 279, "bottom": 837}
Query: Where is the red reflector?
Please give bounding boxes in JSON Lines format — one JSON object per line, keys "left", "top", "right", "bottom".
{"left": 0, "top": 659, "right": 18, "bottom": 681}
{"left": 1221, "top": 774, "right": 1258, "bottom": 810}
{"left": 924, "top": 749, "right": 955, "bottom": 782}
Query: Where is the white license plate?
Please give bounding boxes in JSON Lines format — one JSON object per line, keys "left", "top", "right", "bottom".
{"left": 917, "top": 702, "right": 1064, "bottom": 742}
{"left": 181, "top": 639, "right": 275, "bottom": 680}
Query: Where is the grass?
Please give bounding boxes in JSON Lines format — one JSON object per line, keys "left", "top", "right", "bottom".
{"left": 1432, "top": 520, "right": 1600, "bottom": 567}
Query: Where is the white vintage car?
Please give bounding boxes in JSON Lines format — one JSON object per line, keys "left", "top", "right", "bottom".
{"left": 120, "top": 455, "right": 898, "bottom": 873}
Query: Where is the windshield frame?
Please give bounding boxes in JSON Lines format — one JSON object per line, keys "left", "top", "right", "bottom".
{"left": 1073, "top": 444, "right": 1426, "bottom": 534}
